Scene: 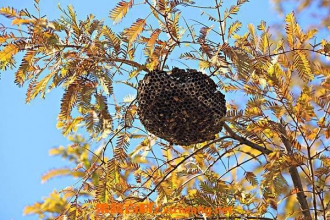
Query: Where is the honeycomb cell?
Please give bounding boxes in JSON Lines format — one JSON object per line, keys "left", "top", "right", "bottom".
{"left": 137, "top": 68, "right": 226, "bottom": 145}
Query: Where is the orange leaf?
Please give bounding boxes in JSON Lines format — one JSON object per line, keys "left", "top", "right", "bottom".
{"left": 325, "top": 127, "right": 330, "bottom": 139}
{"left": 147, "top": 29, "right": 161, "bottom": 55}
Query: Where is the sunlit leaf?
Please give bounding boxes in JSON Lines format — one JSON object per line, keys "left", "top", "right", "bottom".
{"left": 109, "top": 0, "right": 133, "bottom": 24}
{"left": 123, "top": 18, "right": 146, "bottom": 44}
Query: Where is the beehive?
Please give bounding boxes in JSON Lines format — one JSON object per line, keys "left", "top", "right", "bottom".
{"left": 137, "top": 68, "right": 226, "bottom": 145}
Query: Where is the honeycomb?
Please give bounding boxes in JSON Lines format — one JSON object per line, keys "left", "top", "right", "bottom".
{"left": 137, "top": 68, "right": 226, "bottom": 145}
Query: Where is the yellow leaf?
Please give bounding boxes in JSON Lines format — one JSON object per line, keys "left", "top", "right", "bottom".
{"left": 305, "top": 29, "right": 317, "bottom": 41}
{"left": 49, "top": 146, "right": 65, "bottom": 156}
{"left": 172, "top": 11, "right": 181, "bottom": 39}
{"left": 294, "top": 50, "right": 313, "bottom": 81}
{"left": 12, "top": 18, "right": 31, "bottom": 25}
{"left": 0, "top": 44, "right": 19, "bottom": 61}
{"left": 188, "top": 189, "right": 197, "bottom": 196}
{"left": 62, "top": 117, "right": 84, "bottom": 136}
{"left": 123, "top": 19, "right": 146, "bottom": 44}
{"left": 245, "top": 106, "right": 262, "bottom": 116}
{"left": 321, "top": 157, "right": 330, "bottom": 166}
{"left": 129, "top": 69, "right": 140, "bottom": 79}
{"left": 23, "top": 203, "right": 42, "bottom": 215}
{"left": 30, "top": 71, "right": 56, "bottom": 100}
{"left": 228, "top": 20, "right": 242, "bottom": 40}
{"left": 56, "top": 120, "right": 64, "bottom": 129}
{"left": 318, "top": 117, "right": 326, "bottom": 128}
{"left": 103, "top": 26, "right": 121, "bottom": 53}
{"left": 59, "top": 186, "right": 76, "bottom": 198}
{"left": 306, "top": 128, "right": 319, "bottom": 141}
{"left": 264, "top": 128, "right": 274, "bottom": 138}
{"left": 170, "top": 210, "right": 190, "bottom": 219}
{"left": 41, "top": 168, "right": 72, "bottom": 184}
{"left": 0, "top": 36, "right": 8, "bottom": 44}
{"left": 257, "top": 20, "right": 267, "bottom": 31}
{"left": 15, "top": 50, "right": 36, "bottom": 87}
{"left": 146, "top": 58, "right": 159, "bottom": 71}
{"left": 285, "top": 11, "right": 297, "bottom": 49}
{"left": 199, "top": 60, "right": 210, "bottom": 69}
{"left": 109, "top": 0, "right": 133, "bottom": 24}
{"left": 132, "top": 155, "right": 148, "bottom": 163}
{"left": 0, "top": 7, "right": 18, "bottom": 18}
{"left": 259, "top": 32, "right": 269, "bottom": 54}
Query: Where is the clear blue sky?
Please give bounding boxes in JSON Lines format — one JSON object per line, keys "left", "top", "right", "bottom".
{"left": 0, "top": 0, "right": 315, "bottom": 219}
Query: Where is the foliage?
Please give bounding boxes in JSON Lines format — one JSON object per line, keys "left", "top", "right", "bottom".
{"left": 1, "top": 0, "right": 330, "bottom": 219}
{"left": 271, "top": 0, "right": 330, "bottom": 32}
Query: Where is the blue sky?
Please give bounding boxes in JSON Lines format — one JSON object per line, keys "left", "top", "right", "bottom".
{"left": 0, "top": 0, "right": 314, "bottom": 219}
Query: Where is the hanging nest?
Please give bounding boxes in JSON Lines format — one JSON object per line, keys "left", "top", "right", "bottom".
{"left": 137, "top": 68, "right": 226, "bottom": 145}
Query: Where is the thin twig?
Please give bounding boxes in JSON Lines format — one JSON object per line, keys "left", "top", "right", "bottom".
{"left": 139, "top": 136, "right": 232, "bottom": 201}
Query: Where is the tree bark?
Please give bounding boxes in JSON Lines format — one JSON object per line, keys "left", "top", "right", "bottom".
{"left": 224, "top": 123, "right": 312, "bottom": 220}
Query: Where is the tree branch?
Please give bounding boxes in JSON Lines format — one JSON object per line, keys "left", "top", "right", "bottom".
{"left": 224, "top": 122, "right": 312, "bottom": 219}
{"left": 139, "top": 136, "right": 232, "bottom": 202}
{"left": 223, "top": 123, "right": 272, "bottom": 155}
{"left": 278, "top": 123, "right": 312, "bottom": 220}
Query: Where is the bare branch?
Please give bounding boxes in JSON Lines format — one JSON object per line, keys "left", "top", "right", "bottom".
{"left": 278, "top": 123, "right": 312, "bottom": 220}
{"left": 223, "top": 123, "right": 272, "bottom": 155}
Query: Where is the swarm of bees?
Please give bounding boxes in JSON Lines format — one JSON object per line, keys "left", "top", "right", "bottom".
{"left": 137, "top": 68, "right": 226, "bottom": 145}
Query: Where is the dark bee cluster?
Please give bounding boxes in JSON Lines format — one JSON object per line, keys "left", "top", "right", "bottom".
{"left": 137, "top": 68, "right": 226, "bottom": 145}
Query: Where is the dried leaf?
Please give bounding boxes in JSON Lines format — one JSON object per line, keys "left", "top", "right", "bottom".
{"left": 109, "top": 0, "right": 133, "bottom": 24}
{"left": 123, "top": 19, "right": 146, "bottom": 44}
